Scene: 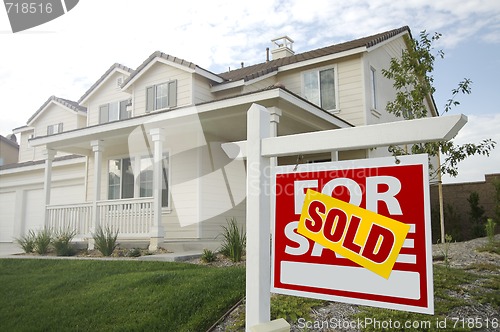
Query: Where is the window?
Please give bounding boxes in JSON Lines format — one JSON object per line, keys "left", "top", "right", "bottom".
{"left": 47, "top": 123, "right": 63, "bottom": 135}
{"left": 108, "top": 158, "right": 134, "bottom": 200}
{"left": 370, "top": 66, "right": 377, "bottom": 110}
{"left": 99, "top": 100, "right": 130, "bottom": 124}
{"left": 138, "top": 155, "right": 169, "bottom": 207}
{"left": 146, "top": 80, "right": 177, "bottom": 112}
{"left": 303, "top": 67, "right": 337, "bottom": 110}
{"left": 108, "top": 155, "right": 169, "bottom": 207}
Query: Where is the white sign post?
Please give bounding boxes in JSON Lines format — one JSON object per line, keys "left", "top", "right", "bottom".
{"left": 223, "top": 103, "right": 467, "bottom": 331}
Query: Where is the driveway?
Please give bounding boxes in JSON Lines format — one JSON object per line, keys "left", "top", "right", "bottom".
{"left": 0, "top": 242, "right": 23, "bottom": 257}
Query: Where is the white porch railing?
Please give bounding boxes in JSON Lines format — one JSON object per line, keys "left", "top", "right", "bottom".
{"left": 47, "top": 203, "right": 92, "bottom": 236}
{"left": 46, "top": 197, "right": 154, "bottom": 239}
{"left": 97, "top": 197, "right": 154, "bottom": 236}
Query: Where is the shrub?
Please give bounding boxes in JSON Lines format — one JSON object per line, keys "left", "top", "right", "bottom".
{"left": 33, "top": 228, "right": 53, "bottom": 255}
{"left": 219, "top": 217, "right": 246, "bottom": 262}
{"left": 92, "top": 226, "right": 118, "bottom": 256}
{"left": 201, "top": 248, "right": 216, "bottom": 263}
{"left": 16, "top": 230, "right": 36, "bottom": 253}
{"left": 53, "top": 229, "right": 76, "bottom": 256}
{"left": 468, "top": 191, "right": 486, "bottom": 238}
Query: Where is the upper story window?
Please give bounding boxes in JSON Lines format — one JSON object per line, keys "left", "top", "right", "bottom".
{"left": 146, "top": 80, "right": 177, "bottom": 113}
{"left": 303, "top": 67, "right": 337, "bottom": 111}
{"left": 99, "top": 100, "right": 130, "bottom": 124}
{"left": 370, "top": 66, "right": 377, "bottom": 110}
{"left": 47, "top": 123, "right": 63, "bottom": 135}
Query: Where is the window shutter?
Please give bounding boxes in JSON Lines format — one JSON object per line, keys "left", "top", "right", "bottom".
{"left": 99, "top": 104, "right": 109, "bottom": 124}
{"left": 120, "top": 100, "right": 129, "bottom": 119}
{"left": 47, "top": 125, "right": 53, "bottom": 135}
{"left": 146, "top": 86, "right": 154, "bottom": 112}
{"left": 58, "top": 123, "right": 63, "bottom": 133}
{"left": 168, "top": 80, "right": 177, "bottom": 108}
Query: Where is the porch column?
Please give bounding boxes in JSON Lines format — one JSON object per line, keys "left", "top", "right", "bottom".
{"left": 89, "top": 140, "right": 104, "bottom": 249}
{"left": 42, "top": 148, "right": 56, "bottom": 228}
{"left": 268, "top": 107, "right": 282, "bottom": 168}
{"left": 149, "top": 128, "right": 166, "bottom": 251}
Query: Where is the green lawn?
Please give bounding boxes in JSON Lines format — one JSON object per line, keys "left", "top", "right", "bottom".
{"left": 0, "top": 259, "right": 245, "bottom": 331}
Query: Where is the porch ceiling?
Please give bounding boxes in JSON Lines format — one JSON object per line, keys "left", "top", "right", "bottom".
{"left": 29, "top": 88, "right": 351, "bottom": 155}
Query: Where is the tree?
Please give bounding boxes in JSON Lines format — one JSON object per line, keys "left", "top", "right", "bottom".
{"left": 382, "top": 31, "right": 496, "bottom": 179}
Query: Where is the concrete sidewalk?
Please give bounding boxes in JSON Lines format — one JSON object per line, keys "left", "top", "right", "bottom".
{"left": 0, "top": 242, "right": 201, "bottom": 262}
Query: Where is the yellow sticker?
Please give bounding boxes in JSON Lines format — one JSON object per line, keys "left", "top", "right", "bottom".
{"left": 297, "top": 189, "right": 410, "bottom": 279}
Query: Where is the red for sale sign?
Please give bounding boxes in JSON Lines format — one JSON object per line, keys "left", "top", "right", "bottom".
{"left": 271, "top": 154, "right": 434, "bottom": 314}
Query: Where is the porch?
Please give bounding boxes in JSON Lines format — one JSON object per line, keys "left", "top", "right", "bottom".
{"left": 46, "top": 197, "right": 154, "bottom": 241}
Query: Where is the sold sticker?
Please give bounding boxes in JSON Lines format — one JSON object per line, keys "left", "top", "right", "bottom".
{"left": 297, "top": 189, "right": 410, "bottom": 279}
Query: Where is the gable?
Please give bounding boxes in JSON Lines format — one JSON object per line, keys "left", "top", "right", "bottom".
{"left": 78, "top": 63, "right": 133, "bottom": 105}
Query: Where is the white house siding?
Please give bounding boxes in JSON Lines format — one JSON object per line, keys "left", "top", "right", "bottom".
{"left": 131, "top": 62, "right": 192, "bottom": 117}
{"left": 198, "top": 139, "right": 246, "bottom": 240}
{"left": 336, "top": 55, "right": 365, "bottom": 126}
{"left": 85, "top": 71, "right": 132, "bottom": 126}
{"left": 18, "top": 129, "right": 36, "bottom": 163}
{"left": 193, "top": 75, "right": 214, "bottom": 104}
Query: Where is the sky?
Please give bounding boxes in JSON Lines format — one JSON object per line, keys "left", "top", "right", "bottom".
{"left": 0, "top": 0, "right": 499, "bottom": 184}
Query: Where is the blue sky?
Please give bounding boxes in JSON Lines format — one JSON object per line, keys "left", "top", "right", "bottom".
{"left": 0, "top": 0, "right": 499, "bottom": 183}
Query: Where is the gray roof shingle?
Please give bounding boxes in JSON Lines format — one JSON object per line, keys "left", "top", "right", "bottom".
{"left": 27, "top": 95, "right": 87, "bottom": 125}
{"left": 217, "top": 26, "right": 410, "bottom": 83}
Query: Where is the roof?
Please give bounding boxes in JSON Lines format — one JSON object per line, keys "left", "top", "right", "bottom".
{"left": 78, "top": 63, "right": 134, "bottom": 104}
{"left": 0, "top": 135, "right": 19, "bottom": 148}
{"left": 121, "top": 51, "right": 223, "bottom": 89}
{"left": 0, "top": 154, "right": 83, "bottom": 171}
{"left": 217, "top": 26, "right": 410, "bottom": 83}
{"left": 27, "top": 95, "right": 87, "bottom": 125}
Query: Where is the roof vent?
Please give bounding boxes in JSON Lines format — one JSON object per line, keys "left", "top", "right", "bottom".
{"left": 271, "top": 36, "right": 294, "bottom": 60}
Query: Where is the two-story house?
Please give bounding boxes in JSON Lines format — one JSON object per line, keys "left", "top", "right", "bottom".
{"left": 0, "top": 26, "right": 437, "bottom": 250}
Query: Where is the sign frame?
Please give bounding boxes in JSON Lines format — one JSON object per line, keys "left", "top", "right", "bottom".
{"left": 271, "top": 154, "right": 434, "bottom": 314}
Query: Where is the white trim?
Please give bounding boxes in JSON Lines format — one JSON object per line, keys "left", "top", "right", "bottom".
{"left": 210, "top": 79, "right": 244, "bottom": 92}
{"left": 210, "top": 70, "right": 278, "bottom": 93}
{"left": 12, "top": 126, "right": 34, "bottom": 134}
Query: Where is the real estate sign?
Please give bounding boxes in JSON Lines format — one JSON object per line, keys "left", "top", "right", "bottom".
{"left": 271, "top": 154, "right": 434, "bottom": 314}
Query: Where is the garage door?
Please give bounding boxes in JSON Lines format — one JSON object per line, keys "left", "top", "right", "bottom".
{"left": 0, "top": 192, "right": 16, "bottom": 242}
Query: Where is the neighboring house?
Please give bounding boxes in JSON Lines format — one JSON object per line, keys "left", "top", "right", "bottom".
{"left": 0, "top": 26, "right": 437, "bottom": 250}
{"left": 0, "top": 134, "right": 19, "bottom": 166}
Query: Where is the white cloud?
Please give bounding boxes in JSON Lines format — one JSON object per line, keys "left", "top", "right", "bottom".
{"left": 442, "top": 114, "right": 500, "bottom": 183}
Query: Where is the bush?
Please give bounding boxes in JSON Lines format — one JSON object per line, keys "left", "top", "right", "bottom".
{"left": 16, "top": 230, "right": 36, "bottom": 253}
{"left": 201, "top": 249, "right": 216, "bottom": 263}
{"left": 34, "top": 228, "right": 52, "bottom": 255}
{"left": 92, "top": 226, "right": 118, "bottom": 256}
{"left": 53, "top": 229, "right": 76, "bottom": 256}
{"left": 468, "top": 191, "right": 486, "bottom": 238}
{"left": 219, "top": 217, "right": 246, "bottom": 262}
